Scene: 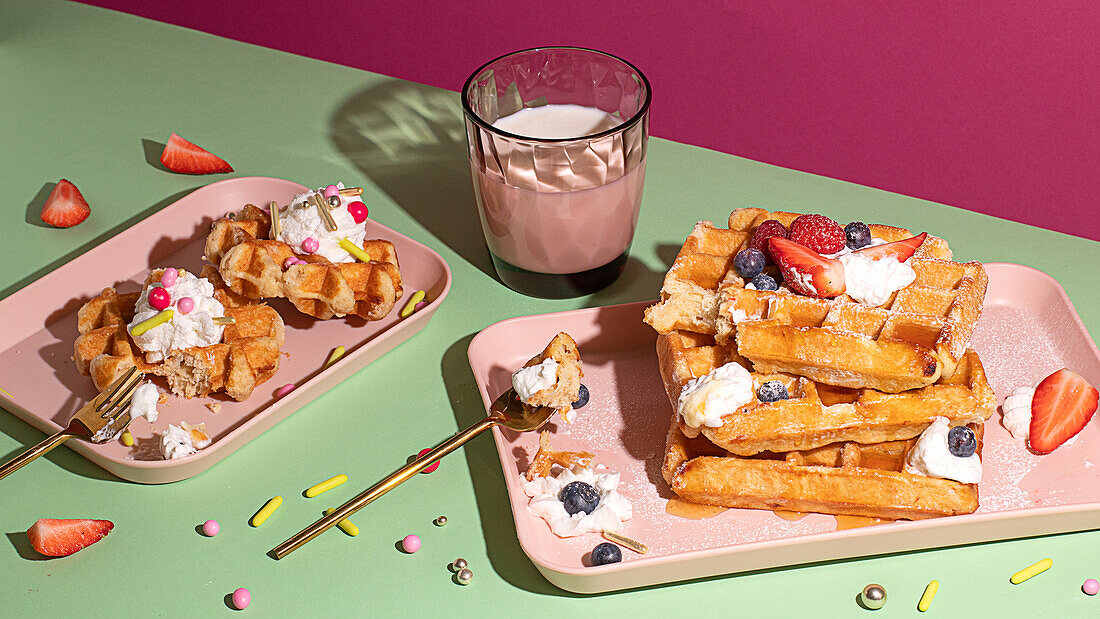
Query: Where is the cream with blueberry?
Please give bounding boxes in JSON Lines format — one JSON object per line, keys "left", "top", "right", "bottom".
{"left": 903, "top": 417, "right": 982, "bottom": 484}
{"left": 521, "top": 466, "right": 632, "bottom": 537}
{"left": 276, "top": 182, "right": 369, "bottom": 264}
{"left": 128, "top": 268, "right": 226, "bottom": 363}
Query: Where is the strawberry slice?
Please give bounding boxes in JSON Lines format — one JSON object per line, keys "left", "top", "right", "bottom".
{"left": 26, "top": 518, "right": 114, "bottom": 557}
{"left": 40, "top": 179, "right": 91, "bottom": 228}
{"left": 768, "top": 237, "right": 845, "bottom": 298}
{"left": 159, "top": 133, "right": 234, "bottom": 174}
{"left": 1029, "top": 368, "right": 1099, "bottom": 454}
{"left": 853, "top": 232, "right": 927, "bottom": 261}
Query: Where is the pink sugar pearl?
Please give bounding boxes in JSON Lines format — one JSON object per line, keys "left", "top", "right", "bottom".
{"left": 323, "top": 184, "right": 340, "bottom": 198}
{"left": 301, "top": 237, "right": 320, "bottom": 254}
{"left": 177, "top": 296, "right": 195, "bottom": 314}
{"left": 232, "top": 588, "right": 251, "bottom": 610}
{"left": 284, "top": 257, "right": 301, "bottom": 269}
{"left": 401, "top": 534, "right": 421, "bottom": 553}
{"left": 148, "top": 286, "right": 172, "bottom": 311}
{"left": 276, "top": 383, "right": 295, "bottom": 398}
{"left": 160, "top": 267, "right": 179, "bottom": 287}
{"left": 347, "top": 201, "right": 368, "bottom": 224}
{"left": 202, "top": 519, "right": 220, "bottom": 537}
{"left": 417, "top": 448, "right": 440, "bottom": 473}
{"left": 1084, "top": 579, "right": 1099, "bottom": 596}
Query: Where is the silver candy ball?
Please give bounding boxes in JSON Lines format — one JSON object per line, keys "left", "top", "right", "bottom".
{"left": 327, "top": 195, "right": 342, "bottom": 208}
{"left": 434, "top": 515, "right": 448, "bottom": 527}
{"left": 456, "top": 568, "right": 473, "bottom": 585}
{"left": 453, "top": 558, "right": 468, "bottom": 570}
{"left": 860, "top": 584, "right": 887, "bottom": 610}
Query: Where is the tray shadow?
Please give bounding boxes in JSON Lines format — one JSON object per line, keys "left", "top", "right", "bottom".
{"left": 0, "top": 411, "right": 119, "bottom": 483}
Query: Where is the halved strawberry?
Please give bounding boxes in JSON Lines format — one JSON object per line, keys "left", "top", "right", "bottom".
{"left": 40, "top": 179, "right": 91, "bottom": 228}
{"left": 769, "top": 237, "right": 845, "bottom": 298}
{"left": 27, "top": 518, "right": 114, "bottom": 557}
{"left": 853, "top": 232, "right": 927, "bottom": 261}
{"left": 1029, "top": 369, "right": 1099, "bottom": 454}
{"left": 159, "top": 133, "right": 233, "bottom": 174}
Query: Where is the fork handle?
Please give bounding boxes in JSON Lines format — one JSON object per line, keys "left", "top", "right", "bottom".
{"left": 0, "top": 430, "right": 73, "bottom": 482}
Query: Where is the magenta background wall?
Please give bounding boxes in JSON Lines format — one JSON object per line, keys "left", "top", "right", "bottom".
{"left": 80, "top": 1, "right": 1100, "bottom": 241}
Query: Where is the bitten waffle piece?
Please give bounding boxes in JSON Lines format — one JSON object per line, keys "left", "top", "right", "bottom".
{"left": 526, "top": 431, "right": 594, "bottom": 481}
{"left": 512, "top": 332, "right": 583, "bottom": 412}
{"left": 657, "top": 330, "right": 994, "bottom": 455}
{"left": 206, "top": 206, "right": 402, "bottom": 320}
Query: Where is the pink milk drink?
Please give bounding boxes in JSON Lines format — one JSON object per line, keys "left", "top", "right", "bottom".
{"left": 462, "top": 47, "right": 651, "bottom": 298}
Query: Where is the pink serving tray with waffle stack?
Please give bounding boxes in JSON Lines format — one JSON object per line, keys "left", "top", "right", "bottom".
{"left": 467, "top": 265, "right": 1100, "bottom": 593}
{"left": 0, "top": 177, "right": 451, "bottom": 484}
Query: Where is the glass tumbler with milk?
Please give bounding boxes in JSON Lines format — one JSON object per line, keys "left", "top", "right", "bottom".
{"left": 461, "top": 47, "right": 651, "bottom": 298}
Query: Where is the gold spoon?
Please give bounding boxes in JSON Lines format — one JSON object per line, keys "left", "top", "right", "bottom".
{"left": 270, "top": 388, "right": 555, "bottom": 559}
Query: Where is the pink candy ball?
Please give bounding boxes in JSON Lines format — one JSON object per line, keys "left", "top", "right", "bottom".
{"left": 276, "top": 383, "right": 295, "bottom": 398}
{"left": 1084, "top": 579, "right": 1099, "bottom": 596}
{"left": 148, "top": 286, "right": 172, "bottom": 311}
{"left": 417, "top": 448, "right": 440, "bottom": 473}
{"left": 414, "top": 301, "right": 428, "bottom": 312}
{"left": 284, "top": 257, "right": 300, "bottom": 269}
{"left": 401, "top": 534, "right": 421, "bottom": 553}
{"left": 232, "top": 588, "right": 251, "bottom": 610}
{"left": 160, "top": 267, "right": 179, "bottom": 287}
{"left": 347, "top": 201, "right": 369, "bottom": 224}
{"left": 323, "top": 184, "right": 340, "bottom": 198}
{"left": 301, "top": 237, "right": 320, "bottom": 254}
{"left": 202, "top": 519, "right": 220, "bottom": 537}
{"left": 177, "top": 297, "right": 195, "bottom": 314}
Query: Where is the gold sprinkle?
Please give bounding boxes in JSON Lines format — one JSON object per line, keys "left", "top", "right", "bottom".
{"left": 269, "top": 201, "right": 281, "bottom": 240}
{"left": 602, "top": 531, "right": 648, "bottom": 554}
{"left": 212, "top": 317, "right": 236, "bottom": 325}
{"left": 311, "top": 194, "right": 338, "bottom": 232}
{"left": 338, "top": 187, "right": 363, "bottom": 197}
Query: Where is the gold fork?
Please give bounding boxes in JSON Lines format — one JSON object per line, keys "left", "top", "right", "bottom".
{"left": 0, "top": 367, "right": 144, "bottom": 481}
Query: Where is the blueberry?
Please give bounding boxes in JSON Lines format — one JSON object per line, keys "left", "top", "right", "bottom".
{"left": 571, "top": 384, "right": 590, "bottom": 409}
{"left": 734, "top": 248, "right": 765, "bottom": 279}
{"left": 559, "top": 481, "right": 600, "bottom": 515}
{"left": 947, "top": 426, "right": 977, "bottom": 458}
{"left": 757, "top": 381, "right": 789, "bottom": 402}
{"left": 845, "top": 221, "right": 871, "bottom": 249}
{"left": 750, "top": 273, "right": 778, "bottom": 291}
{"left": 590, "top": 542, "right": 622, "bottom": 566}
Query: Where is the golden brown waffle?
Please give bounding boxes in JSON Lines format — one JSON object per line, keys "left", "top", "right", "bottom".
{"left": 74, "top": 277, "right": 285, "bottom": 401}
{"left": 645, "top": 208, "right": 986, "bottom": 391}
{"left": 657, "top": 330, "right": 994, "bottom": 455}
{"left": 205, "top": 206, "right": 402, "bottom": 320}
{"left": 515, "top": 332, "right": 583, "bottom": 412}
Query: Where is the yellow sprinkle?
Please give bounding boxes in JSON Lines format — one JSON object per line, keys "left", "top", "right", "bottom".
{"left": 602, "top": 530, "right": 648, "bottom": 554}
{"left": 325, "top": 508, "right": 359, "bottom": 537}
{"left": 399, "top": 290, "right": 427, "bottom": 318}
{"left": 306, "top": 474, "right": 348, "bottom": 498}
{"left": 0, "top": 385, "right": 12, "bottom": 398}
{"left": 129, "top": 309, "right": 174, "bottom": 337}
{"left": 120, "top": 430, "right": 134, "bottom": 447}
{"left": 1011, "top": 558, "right": 1052, "bottom": 584}
{"left": 251, "top": 496, "right": 283, "bottom": 527}
{"left": 918, "top": 580, "right": 939, "bottom": 612}
{"left": 338, "top": 238, "right": 372, "bottom": 263}
{"left": 324, "top": 346, "right": 346, "bottom": 368}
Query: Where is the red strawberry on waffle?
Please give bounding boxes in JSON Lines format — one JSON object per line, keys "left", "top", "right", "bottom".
{"left": 769, "top": 237, "right": 845, "bottom": 298}
{"left": 855, "top": 232, "right": 927, "bottom": 262}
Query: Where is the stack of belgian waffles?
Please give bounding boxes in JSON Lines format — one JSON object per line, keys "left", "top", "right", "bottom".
{"left": 644, "top": 208, "right": 993, "bottom": 520}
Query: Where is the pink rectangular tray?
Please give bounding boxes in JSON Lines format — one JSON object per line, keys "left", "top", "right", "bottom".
{"left": 0, "top": 177, "right": 451, "bottom": 484}
{"left": 467, "top": 263, "right": 1100, "bottom": 593}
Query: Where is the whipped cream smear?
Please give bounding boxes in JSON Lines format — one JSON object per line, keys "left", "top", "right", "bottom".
{"left": 160, "top": 422, "right": 212, "bottom": 460}
{"left": 677, "top": 362, "right": 755, "bottom": 428}
{"left": 129, "top": 382, "right": 160, "bottom": 423}
{"left": 512, "top": 359, "right": 559, "bottom": 403}
{"left": 1002, "top": 386, "right": 1036, "bottom": 440}
{"left": 521, "top": 465, "right": 632, "bottom": 537}
{"left": 277, "top": 182, "right": 368, "bottom": 263}
{"left": 129, "top": 270, "right": 226, "bottom": 363}
{"left": 904, "top": 417, "right": 983, "bottom": 484}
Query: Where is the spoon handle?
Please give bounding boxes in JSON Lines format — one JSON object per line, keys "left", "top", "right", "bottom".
{"left": 271, "top": 415, "right": 498, "bottom": 559}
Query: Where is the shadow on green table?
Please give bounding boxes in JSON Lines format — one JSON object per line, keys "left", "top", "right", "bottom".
{"left": 0, "top": 407, "right": 119, "bottom": 483}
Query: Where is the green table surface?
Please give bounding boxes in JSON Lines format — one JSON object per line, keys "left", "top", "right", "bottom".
{"left": 2, "top": 2, "right": 1098, "bottom": 616}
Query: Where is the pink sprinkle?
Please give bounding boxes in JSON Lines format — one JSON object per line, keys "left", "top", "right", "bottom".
{"left": 418, "top": 448, "right": 440, "bottom": 473}
{"left": 323, "top": 184, "right": 340, "bottom": 198}
{"left": 284, "top": 257, "right": 301, "bottom": 269}
{"left": 276, "top": 384, "right": 295, "bottom": 398}
{"left": 232, "top": 588, "right": 251, "bottom": 610}
{"left": 401, "top": 534, "right": 421, "bottom": 553}
{"left": 177, "top": 297, "right": 195, "bottom": 314}
{"left": 414, "top": 301, "right": 428, "bottom": 312}
{"left": 1084, "top": 579, "right": 1099, "bottom": 596}
{"left": 202, "top": 519, "right": 220, "bottom": 537}
{"left": 148, "top": 286, "right": 172, "bottom": 311}
{"left": 301, "top": 237, "right": 319, "bottom": 254}
{"left": 160, "top": 267, "right": 179, "bottom": 287}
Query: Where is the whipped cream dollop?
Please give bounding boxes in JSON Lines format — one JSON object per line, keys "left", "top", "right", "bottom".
{"left": 130, "top": 382, "right": 160, "bottom": 423}
{"left": 678, "top": 362, "right": 755, "bottom": 428}
{"left": 512, "top": 359, "right": 559, "bottom": 403}
{"left": 903, "top": 417, "right": 982, "bottom": 484}
{"left": 160, "top": 422, "right": 212, "bottom": 460}
{"left": 837, "top": 253, "right": 916, "bottom": 307}
{"left": 521, "top": 466, "right": 632, "bottom": 537}
{"left": 1002, "top": 386, "right": 1035, "bottom": 440}
{"left": 277, "top": 182, "right": 367, "bottom": 263}
{"left": 129, "top": 270, "right": 226, "bottom": 363}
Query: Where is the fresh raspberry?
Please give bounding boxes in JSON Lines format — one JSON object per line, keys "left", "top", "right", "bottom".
{"left": 749, "top": 219, "right": 788, "bottom": 263}
{"left": 789, "top": 214, "right": 846, "bottom": 254}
